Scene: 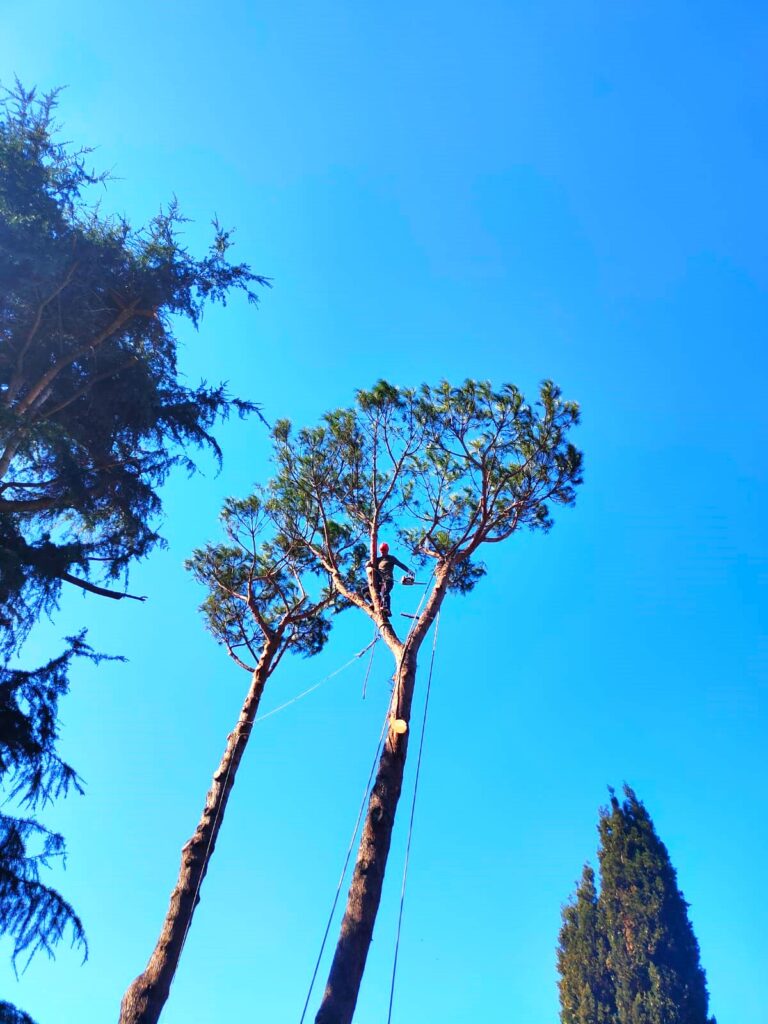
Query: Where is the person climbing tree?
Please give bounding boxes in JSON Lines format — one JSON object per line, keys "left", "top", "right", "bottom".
{"left": 367, "top": 542, "right": 412, "bottom": 615}
{"left": 118, "top": 496, "right": 341, "bottom": 1024}
{"left": 256, "top": 378, "right": 583, "bottom": 1023}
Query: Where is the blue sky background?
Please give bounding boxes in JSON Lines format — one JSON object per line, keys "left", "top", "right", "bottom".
{"left": 2, "top": 2, "right": 767, "bottom": 1021}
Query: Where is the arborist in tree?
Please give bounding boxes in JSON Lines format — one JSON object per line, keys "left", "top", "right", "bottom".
{"left": 368, "top": 542, "right": 413, "bottom": 616}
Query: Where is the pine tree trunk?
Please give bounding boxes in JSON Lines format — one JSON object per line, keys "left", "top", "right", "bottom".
{"left": 314, "top": 569, "right": 448, "bottom": 1024}
{"left": 314, "top": 646, "right": 418, "bottom": 1024}
{"left": 119, "top": 645, "right": 275, "bottom": 1024}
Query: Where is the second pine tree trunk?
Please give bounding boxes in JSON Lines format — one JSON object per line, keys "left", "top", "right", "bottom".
{"left": 119, "top": 643, "right": 275, "bottom": 1024}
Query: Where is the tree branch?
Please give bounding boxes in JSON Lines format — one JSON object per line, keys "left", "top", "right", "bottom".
{"left": 16, "top": 303, "right": 138, "bottom": 416}
{"left": 41, "top": 356, "right": 139, "bottom": 419}
{"left": 61, "top": 573, "right": 147, "bottom": 601}
{"left": 3, "top": 258, "right": 81, "bottom": 408}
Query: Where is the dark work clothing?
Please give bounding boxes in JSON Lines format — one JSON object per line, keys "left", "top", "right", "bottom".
{"left": 369, "top": 553, "right": 411, "bottom": 614}
{"left": 376, "top": 554, "right": 411, "bottom": 580}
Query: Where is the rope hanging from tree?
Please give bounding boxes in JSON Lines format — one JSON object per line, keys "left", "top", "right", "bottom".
{"left": 298, "top": 706, "right": 391, "bottom": 1024}
{"left": 172, "top": 635, "right": 381, "bottom": 979}
{"left": 298, "top": 587, "right": 442, "bottom": 1023}
{"left": 387, "top": 610, "right": 441, "bottom": 1024}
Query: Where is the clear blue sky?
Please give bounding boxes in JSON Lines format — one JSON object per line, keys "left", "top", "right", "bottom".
{"left": 2, "top": 2, "right": 767, "bottom": 1021}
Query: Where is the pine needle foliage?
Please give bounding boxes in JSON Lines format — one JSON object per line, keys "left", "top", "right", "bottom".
{"left": 187, "top": 493, "right": 340, "bottom": 672}
{"left": 0, "top": 81, "right": 268, "bottom": 653}
{"left": 268, "top": 377, "right": 582, "bottom": 601}
{"left": 117, "top": 501, "right": 339, "bottom": 1024}
{"left": 557, "top": 787, "right": 716, "bottom": 1024}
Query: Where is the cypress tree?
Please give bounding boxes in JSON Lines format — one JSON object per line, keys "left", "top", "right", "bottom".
{"left": 598, "top": 786, "right": 715, "bottom": 1024}
{"left": 557, "top": 786, "right": 716, "bottom": 1024}
{"left": 557, "top": 864, "right": 615, "bottom": 1024}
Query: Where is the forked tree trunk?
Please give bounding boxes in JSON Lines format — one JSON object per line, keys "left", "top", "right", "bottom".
{"left": 315, "top": 577, "right": 447, "bottom": 1024}
{"left": 119, "top": 643, "right": 275, "bottom": 1024}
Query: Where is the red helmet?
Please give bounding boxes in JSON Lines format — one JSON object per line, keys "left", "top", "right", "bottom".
{"left": 379, "top": 542, "right": 389, "bottom": 553}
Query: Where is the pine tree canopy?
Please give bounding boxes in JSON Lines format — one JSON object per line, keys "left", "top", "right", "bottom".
{"left": 557, "top": 787, "right": 716, "bottom": 1024}
{"left": 260, "top": 378, "right": 581, "bottom": 1024}
{"left": 0, "top": 82, "right": 268, "bottom": 654}
{"left": 117, "top": 498, "right": 341, "bottom": 1024}
{"left": 267, "top": 377, "right": 582, "bottom": 611}
{"left": 186, "top": 493, "right": 339, "bottom": 672}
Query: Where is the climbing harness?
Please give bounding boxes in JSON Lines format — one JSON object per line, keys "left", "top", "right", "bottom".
{"left": 386, "top": 610, "right": 441, "bottom": 1024}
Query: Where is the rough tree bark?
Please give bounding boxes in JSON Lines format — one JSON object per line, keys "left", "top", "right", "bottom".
{"left": 314, "top": 570, "right": 448, "bottom": 1024}
{"left": 119, "top": 642, "right": 275, "bottom": 1024}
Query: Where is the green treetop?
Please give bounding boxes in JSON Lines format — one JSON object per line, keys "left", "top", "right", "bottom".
{"left": 558, "top": 787, "right": 716, "bottom": 1024}
{"left": 598, "top": 786, "right": 716, "bottom": 1024}
{"left": 0, "top": 83, "right": 267, "bottom": 653}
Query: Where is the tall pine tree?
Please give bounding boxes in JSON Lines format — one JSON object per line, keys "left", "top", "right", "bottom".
{"left": 557, "top": 786, "right": 716, "bottom": 1024}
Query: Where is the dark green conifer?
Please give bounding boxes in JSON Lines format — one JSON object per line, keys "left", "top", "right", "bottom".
{"left": 0, "top": 634, "right": 115, "bottom": 1023}
{"left": 0, "top": 1002, "right": 37, "bottom": 1024}
{"left": 0, "top": 82, "right": 267, "bottom": 654}
{"left": 557, "top": 864, "right": 615, "bottom": 1024}
{"left": 557, "top": 787, "right": 716, "bottom": 1024}
{"left": 598, "top": 786, "right": 715, "bottom": 1024}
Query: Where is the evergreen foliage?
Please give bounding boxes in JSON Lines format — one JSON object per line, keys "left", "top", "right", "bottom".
{"left": 557, "top": 865, "right": 616, "bottom": 1024}
{"left": 557, "top": 787, "right": 716, "bottom": 1024}
{"left": 0, "top": 635, "right": 114, "bottom": 1019}
{"left": 187, "top": 492, "right": 339, "bottom": 670}
{"left": 0, "top": 82, "right": 268, "bottom": 653}
{"left": 268, "top": 377, "right": 582, "bottom": 602}
{"left": 118, "top": 500, "right": 339, "bottom": 1024}
{"left": 0, "top": 1002, "right": 38, "bottom": 1024}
